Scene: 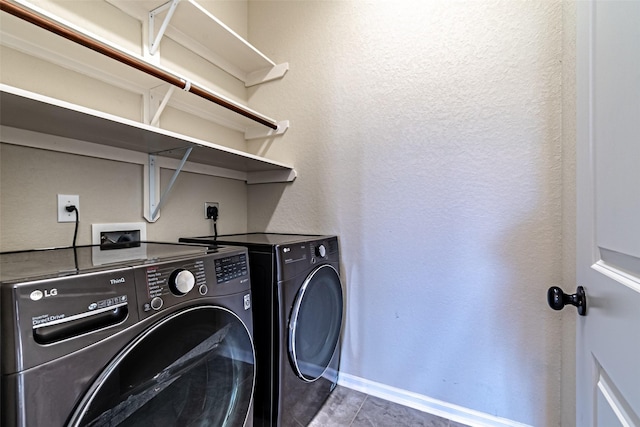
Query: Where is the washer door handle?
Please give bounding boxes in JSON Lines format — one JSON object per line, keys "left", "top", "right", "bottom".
{"left": 34, "top": 306, "right": 129, "bottom": 344}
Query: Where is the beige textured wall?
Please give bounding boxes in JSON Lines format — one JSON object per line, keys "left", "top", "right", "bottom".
{"left": 248, "top": 1, "right": 570, "bottom": 425}
{"left": 0, "top": 143, "right": 248, "bottom": 251}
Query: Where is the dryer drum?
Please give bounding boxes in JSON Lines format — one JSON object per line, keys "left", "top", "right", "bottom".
{"left": 288, "top": 264, "right": 344, "bottom": 383}
{"left": 67, "top": 306, "right": 255, "bottom": 427}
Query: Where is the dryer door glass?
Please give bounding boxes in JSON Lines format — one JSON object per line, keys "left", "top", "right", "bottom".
{"left": 289, "top": 264, "right": 343, "bottom": 382}
{"left": 68, "top": 306, "right": 255, "bottom": 427}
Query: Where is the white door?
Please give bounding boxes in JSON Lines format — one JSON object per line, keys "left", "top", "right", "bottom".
{"left": 575, "top": 0, "right": 640, "bottom": 425}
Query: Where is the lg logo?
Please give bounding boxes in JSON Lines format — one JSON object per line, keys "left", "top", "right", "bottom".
{"left": 30, "top": 289, "right": 58, "bottom": 301}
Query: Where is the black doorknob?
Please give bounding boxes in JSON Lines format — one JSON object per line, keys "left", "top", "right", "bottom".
{"left": 547, "top": 286, "right": 587, "bottom": 316}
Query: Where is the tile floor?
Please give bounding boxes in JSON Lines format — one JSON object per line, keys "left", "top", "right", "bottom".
{"left": 308, "top": 386, "right": 471, "bottom": 427}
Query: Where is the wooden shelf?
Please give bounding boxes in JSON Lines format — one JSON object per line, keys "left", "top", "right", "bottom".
{"left": 0, "top": 85, "right": 296, "bottom": 182}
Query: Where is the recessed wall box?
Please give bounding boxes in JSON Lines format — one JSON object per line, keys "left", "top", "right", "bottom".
{"left": 91, "top": 223, "right": 147, "bottom": 265}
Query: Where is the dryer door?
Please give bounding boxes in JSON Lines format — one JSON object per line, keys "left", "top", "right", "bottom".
{"left": 68, "top": 306, "right": 255, "bottom": 427}
{"left": 288, "top": 264, "right": 343, "bottom": 382}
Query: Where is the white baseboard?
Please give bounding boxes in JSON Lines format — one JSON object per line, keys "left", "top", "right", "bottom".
{"left": 337, "top": 373, "right": 533, "bottom": 427}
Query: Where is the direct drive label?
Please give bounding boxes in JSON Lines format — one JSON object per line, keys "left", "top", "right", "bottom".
{"left": 31, "top": 294, "right": 128, "bottom": 329}
{"left": 32, "top": 313, "right": 66, "bottom": 327}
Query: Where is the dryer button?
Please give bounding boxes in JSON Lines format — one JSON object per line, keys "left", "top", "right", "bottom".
{"left": 199, "top": 284, "right": 208, "bottom": 295}
{"left": 150, "top": 297, "right": 163, "bottom": 310}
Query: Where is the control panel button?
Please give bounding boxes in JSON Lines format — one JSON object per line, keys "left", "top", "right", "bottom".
{"left": 150, "top": 296, "right": 163, "bottom": 310}
{"left": 199, "top": 284, "right": 208, "bottom": 295}
{"left": 169, "top": 269, "right": 195, "bottom": 296}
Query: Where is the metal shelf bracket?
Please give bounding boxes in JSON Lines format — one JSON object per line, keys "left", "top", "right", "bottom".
{"left": 144, "top": 146, "right": 193, "bottom": 222}
{"left": 149, "top": 85, "right": 176, "bottom": 126}
{"left": 149, "top": 0, "right": 181, "bottom": 56}
{"left": 245, "top": 120, "right": 289, "bottom": 140}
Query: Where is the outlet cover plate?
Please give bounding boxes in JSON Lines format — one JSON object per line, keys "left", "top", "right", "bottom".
{"left": 57, "top": 194, "right": 79, "bottom": 222}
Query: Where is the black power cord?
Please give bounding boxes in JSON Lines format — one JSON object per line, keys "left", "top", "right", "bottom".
{"left": 65, "top": 205, "right": 79, "bottom": 271}
{"left": 206, "top": 205, "right": 219, "bottom": 242}
{"left": 66, "top": 205, "right": 79, "bottom": 248}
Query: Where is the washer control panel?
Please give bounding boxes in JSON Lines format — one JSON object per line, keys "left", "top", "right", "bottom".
{"left": 144, "top": 260, "right": 204, "bottom": 299}
{"left": 134, "top": 248, "right": 250, "bottom": 319}
{"left": 215, "top": 253, "right": 248, "bottom": 284}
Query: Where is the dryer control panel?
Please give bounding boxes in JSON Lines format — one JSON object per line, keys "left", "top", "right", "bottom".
{"left": 276, "top": 237, "right": 339, "bottom": 280}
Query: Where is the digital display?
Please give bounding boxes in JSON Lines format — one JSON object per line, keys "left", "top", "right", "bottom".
{"left": 214, "top": 254, "right": 248, "bottom": 284}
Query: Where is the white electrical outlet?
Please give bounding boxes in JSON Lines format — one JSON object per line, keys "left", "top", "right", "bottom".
{"left": 57, "top": 194, "right": 79, "bottom": 222}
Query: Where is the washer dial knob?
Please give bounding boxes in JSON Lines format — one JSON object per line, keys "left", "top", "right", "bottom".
{"left": 169, "top": 269, "right": 195, "bottom": 296}
{"left": 315, "top": 244, "right": 327, "bottom": 258}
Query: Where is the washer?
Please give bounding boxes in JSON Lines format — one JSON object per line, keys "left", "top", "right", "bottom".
{"left": 180, "top": 233, "right": 344, "bottom": 427}
{"left": 1, "top": 242, "right": 255, "bottom": 427}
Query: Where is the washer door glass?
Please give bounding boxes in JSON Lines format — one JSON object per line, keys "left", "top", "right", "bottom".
{"left": 68, "top": 306, "right": 255, "bottom": 427}
{"left": 288, "top": 264, "right": 343, "bottom": 382}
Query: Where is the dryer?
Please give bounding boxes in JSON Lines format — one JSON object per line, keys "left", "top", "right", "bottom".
{"left": 1, "top": 242, "right": 255, "bottom": 427}
{"left": 180, "top": 233, "right": 344, "bottom": 427}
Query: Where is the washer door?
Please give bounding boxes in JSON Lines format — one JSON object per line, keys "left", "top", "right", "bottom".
{"left": 288, "top": 264, "right": 343, "bottom": 382}
{"left": 68, "top": 306, "right": 255, "bottom": 427}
